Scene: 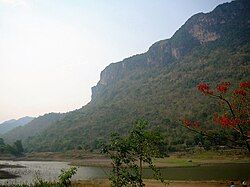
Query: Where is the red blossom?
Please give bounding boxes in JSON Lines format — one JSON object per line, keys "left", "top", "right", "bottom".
{"left": 219, "top": 115, "right": 232, "bottom": 127}
{"left": 234, "top": 89, "right": 247, "bottom": 96}
{"left": 214, "top": 114, "right": 240, "bottom": 127}
{"left": 240, "top": 81, "right": 250, "bottom": 89}
{"left": 216, "top": 82, "right": 231, "bottom": 93}
{"left": 197, "top": 83, "right": 213, "bottom": 95}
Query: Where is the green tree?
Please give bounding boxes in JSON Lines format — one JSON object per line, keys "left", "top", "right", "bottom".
{"left": 129, "top": 120, "right": 167, "bottom": 186}
{"left": 103, "top": 133, "right": 138, "bottom": 187}
{"left": 58, "top": 166, "right": 77, "bottom": 187}
{"left": 103, "top": 119, "right": 167, "bottom": 187}
{"left": 0, "top": 138, "right": 5, "bottom": 153}
{"left": 0, "top": 138, "right": 4, "bottom": 146}
{"left": 14, "top": 140, "right": 24, "bottom": 154}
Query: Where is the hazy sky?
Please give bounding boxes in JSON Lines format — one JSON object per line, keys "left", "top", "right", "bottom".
{"left": 0, "top": 0, "right": 231, "bottom": 123}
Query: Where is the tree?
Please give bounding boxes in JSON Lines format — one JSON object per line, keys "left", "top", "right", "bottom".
{"left": 128, "top": 120, "right": 167, "bottom": 186}
{"left": 0, "top": 138, "right": 6, "bottom": 153}
{"left": 103, "top": 119, "right": 167, "bottom": 187}
{"left": 182, "top": 81, "right": 250, "bottom": 152}
{"left": 14, "top": 140, "right": 24, "bottom": 154}
{"left": 58, "top": 166, "right": 77, "bottom": 187}
{"left": 0, "top": 139, "right": 25, "bottom": 156}
{"left": 103, "top": 133, "right": 138, "bottom": 187}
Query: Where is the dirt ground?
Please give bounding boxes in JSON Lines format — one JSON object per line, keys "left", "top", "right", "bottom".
{"left": 71, "top": 179, "right": 246, "bottom": 187}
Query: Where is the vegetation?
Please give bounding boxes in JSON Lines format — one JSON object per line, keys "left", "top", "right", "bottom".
{"left": 58, "top": 167, "right": 77, "bottom": 187}
{"left": 0, "top": 167, "right": 77, "bottom": 187}
{"left": 1, "top": 0, "right": 249, "bottom": 153}
{"left": 0, "top": 138, "right": 24, "bottom": 156}
{"left": 1, "top": 113, "right": 64, "bottom": 146}
{"left": 0, "top": 117, "right": 34, "bottom": 135}
{"left": 183, "top": 81, "right": 250, "bottom": 152}
{"left": 103, "top": 120, "right": 167, "bottom": 187}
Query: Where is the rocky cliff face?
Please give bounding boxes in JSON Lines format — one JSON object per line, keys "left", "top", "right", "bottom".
{"left": 92, "top": 0, "right": 249, "bottom": 101}
{"left": 91, "top": 0, "right": 250, "bottom": 101}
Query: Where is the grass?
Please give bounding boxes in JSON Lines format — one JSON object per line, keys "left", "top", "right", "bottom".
{"left": 154, "top": 149, "right": 250, "bottom": 167}
{"left": 155, "top": 157, "right": 198, "bottom": 167}
{"left": 1, "top": 149, "right": 249, "bottom": 168}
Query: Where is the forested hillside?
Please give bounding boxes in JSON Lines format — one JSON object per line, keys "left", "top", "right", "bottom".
{"left": 0, "top": 117, "right": 34, "bottom": 135}
{"left": 2, "top": 113, "right": 64, "bottom": 144}
{"left": 3, "top": 0, "right": 250, "bottom": 152}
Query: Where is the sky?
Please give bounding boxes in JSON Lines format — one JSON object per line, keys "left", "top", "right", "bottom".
{"left": 0, "top": 0, "right": 231, "bottom": 123}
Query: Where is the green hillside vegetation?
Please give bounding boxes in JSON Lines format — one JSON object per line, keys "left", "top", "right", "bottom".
{"left": 0, "top": 138, "right": 24, "bottom": 156}
{"left": 0, "top": 116, "right": 34, "bottom": 135}
{"left": 2, "top": 0, "right": 250, "bottom": 153}
{"left": 2, "top": 113, "right": 64, "bottom": 145}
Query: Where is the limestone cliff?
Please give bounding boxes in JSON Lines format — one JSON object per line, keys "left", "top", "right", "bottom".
{"left": 92, "top": 0, "right": 250, "bottom": 100}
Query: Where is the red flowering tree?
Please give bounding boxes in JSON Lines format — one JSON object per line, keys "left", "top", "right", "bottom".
{"left": 183, "top": 81, "right": 250, "bottom": 153}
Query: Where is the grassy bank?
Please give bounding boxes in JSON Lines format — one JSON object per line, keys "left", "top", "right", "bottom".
{"left": 1, "top": 149, "right": 249, "bottom": 168}
{"left": 71, "top": 149, "right": 250, "bottom": 168}
{"left": 154, "top": 149, "right": 250, "bottom": 168}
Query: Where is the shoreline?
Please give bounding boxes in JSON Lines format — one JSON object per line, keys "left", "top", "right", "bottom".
{"left": 1, "top": 149, "right": 249, "bottom": 167}
{"left": 0, "top": 163, "right": 25, "bottom": 179}
{"left": 0, "top": 150, "right": 249, "bottom": 183}
{"left": 0, "top": 170, "right": 19, "bottom": 180}
{"left": 0, "top": 162, "right": 249, "bottom": 186}
{"left": 1, "top": 157, "right": 250, "bottom": 168}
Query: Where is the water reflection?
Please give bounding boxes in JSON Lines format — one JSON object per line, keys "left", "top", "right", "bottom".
{"left": 0, "top": 160, "right": 249, "bottom": 185}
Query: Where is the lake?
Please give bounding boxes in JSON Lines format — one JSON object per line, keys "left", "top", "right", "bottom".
{"left": 0, "top": 160, "right": 249, "bottom": 185}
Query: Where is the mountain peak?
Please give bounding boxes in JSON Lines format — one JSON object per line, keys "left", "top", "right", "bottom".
{"left": 91, "top": 0, "right": 250, "bottom": 101}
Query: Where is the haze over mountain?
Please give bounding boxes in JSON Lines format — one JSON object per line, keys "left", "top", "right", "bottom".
{"left": 2, "top": 0, "right": 250, "bottom": 152}
{"left": 1, "top": 113, "right": 64, "bottom": 144}
{"left": 0, "top": 116, "right": 34, "bottom": 135}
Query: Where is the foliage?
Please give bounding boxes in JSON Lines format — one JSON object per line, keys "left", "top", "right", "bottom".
{"left": 183, "top": 81, "right": 250, "bottom": 152}
{"left": 0, "top": 138, "right": 24, "bottom": 156}
{"left": 1, "top": 0, "right": 250, "bottom": 152}
{"left": 103, "top": 120, "right": 167, "bottom": 187}
{"left": 1, "top": 113, "right": 64, "bottom": 147}
{"left": 0, "top": 116, "right": 34, "bottom": 135}
{"left": 103, "top": 133, "right": 139, "bottom": 187}
{"left": 0, "top": 167, "right": 77, "bottom": 187}
{"left": 14, "top": 140, "right": 24, "bottom": 154}
{"left": 58, "top": 167, "right": 77, "bottom": 187}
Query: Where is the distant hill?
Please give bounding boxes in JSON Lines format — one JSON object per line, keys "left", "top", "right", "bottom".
{"left": 3, "top": 0, "right": 250, "bottom": 152}
{"left": 0, "top": 116, "right": 34, "bottom": 135}
{"left": 1, "top": 113, "right": 65, "bottom": 145}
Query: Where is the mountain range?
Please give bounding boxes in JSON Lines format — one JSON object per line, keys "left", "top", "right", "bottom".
{"left": 0, "top": 116, "right": 34, "bottom": 135}
{"left": 2, "top": 0, "right": 250, "bottom": 152}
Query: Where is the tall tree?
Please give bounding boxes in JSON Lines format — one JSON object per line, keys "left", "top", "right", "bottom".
{"left": 13, "top": 140, "right": 24, "bottom": 155}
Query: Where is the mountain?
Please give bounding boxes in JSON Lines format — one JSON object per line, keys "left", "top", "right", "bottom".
{"left": 3, "top": 0, "right": 250, "bottom": 152}
{"left": 0, "top": 116, "right": 34, "bottom": 135}
{"left": 1, "top": 113, "right": 65, "bottom": 145}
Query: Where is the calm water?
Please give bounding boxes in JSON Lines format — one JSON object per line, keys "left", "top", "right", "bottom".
{"left": 0, "top": 160, "right": 249, "bottom": 185}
